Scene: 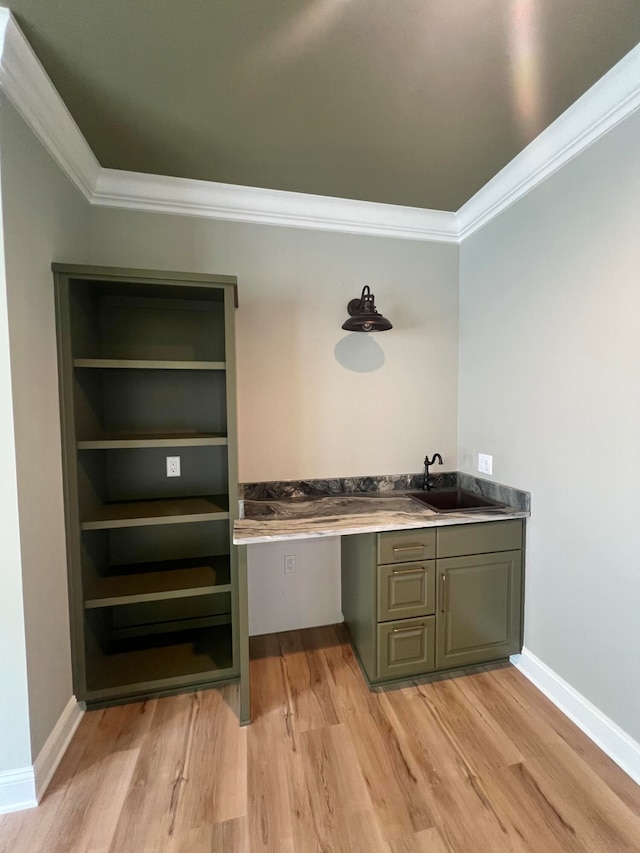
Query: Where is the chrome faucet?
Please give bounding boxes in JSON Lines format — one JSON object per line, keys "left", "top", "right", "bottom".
{"left": 423, "top": 453, "right": 443, "bottom": 491}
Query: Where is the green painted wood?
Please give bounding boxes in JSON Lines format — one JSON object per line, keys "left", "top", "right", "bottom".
{"left": 83, "top": 673, "right": 240, "bottom": 709}
{"left": 54, "top": 272, "right": 88, "bottom": 698}
{"left": 80, "top": 495, "right": 230, "bottom": 530}
{"left": 237, "top": 545, "right": 251, "bottom": 725}
{"left": 377, "top": 616, "right": 436, "bottom": 679}
{"left": 97, "top": 294, "right": 226, "bottom": 361}
{"left": 51, "top": 263, "right": 238, "bottom": 288}
{"left": 342, "top": 520, "right": 524, "bottom": 686}
{"left": 341, "top": 532, "right": 378, "bottom": 682}
{"left": 436, "top": 519, "right": 523, "bottom": 558}
{"left": 377, "top": 560, "right": 436, "bottom": 622}
{"left": 435, "top": 550, "right": 522, "bottom": 670}
{"left": 377, "top": 528, "right": 436, "bottom": 565}
{"left": 74, "top": 358, "right": 226, "bottom": 370}
{"left": 111, "top": 613, "right": 232, "bottom": 641}
{"left": 84, "top": 557, "right": 231, "bottom": 608}
{"left": 76, "top": 370, "right": 228, "bottom": 438}
{"left": 85, "top": 624, "right": 236, "bottom": 696}
{"left": 77, "top": 432, "right": 227, "bottom": 449}
{"left": 54, "top": 264, "right": 240, "bottom": 707}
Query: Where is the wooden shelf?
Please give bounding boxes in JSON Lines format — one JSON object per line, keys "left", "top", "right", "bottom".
{"left": 84, "top": 555, "right": 231, "bottom": 608}
{"left": 74, "top": 358, "right": 226, "bottom": 370}
{"left": 111, "top": 613, "right": 231, "bottom": 641}
{"left": 86, "top": 624, "right": 235, "bottom": 696}
{"left": 81, "top": 495, "right": 230, "bottom": 530}
{"left": 77, "top": 432, "right": 228, "bottom": 449}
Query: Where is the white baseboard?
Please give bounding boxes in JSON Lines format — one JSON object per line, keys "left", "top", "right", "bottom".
{"left": 33, "top": 696, "right": 83, "bottom": 802}
{"left": 0, "top": 696, "right": 83, "bottom": 814}
{"left": 0, "top": 767, "right": 36, "bottom": 814}
{"left": 511, "top": 648, "right": 640, "bottom": 786}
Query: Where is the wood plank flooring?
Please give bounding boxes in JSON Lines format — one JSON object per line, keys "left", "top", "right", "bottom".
{"left": 1, "top": 624, "right": 639, "bottom": 852}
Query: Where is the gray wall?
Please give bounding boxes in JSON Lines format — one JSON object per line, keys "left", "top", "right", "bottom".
{"left": 0, "top": 96, "right": 91, "bottom": 759}
{"left": 89, "top": 209, "right": 460, "bottom": 635}
{"left": 458, "top": 108, "right": 640, "bottom": 740}
{"left": 0, "top": 105, "right": 31, "bottom": 776}
{"left": 89, "top": 209, "right": 460, "bottom": 482}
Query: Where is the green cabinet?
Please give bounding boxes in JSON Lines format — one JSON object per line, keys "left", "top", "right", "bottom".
{"left": 54, "top": 264, "right": 240, "bottom": 707}
{"left": 435, "top": 550, "right": 522, "bottom": 670}
{"left": 377, "top": 617, "right": 436, "bottom": 679}
{"left": 342, "top": 519, "right": 524, "bottom": 685}
{"left": 377, "top": 561, "right": 436, "bottom": 622}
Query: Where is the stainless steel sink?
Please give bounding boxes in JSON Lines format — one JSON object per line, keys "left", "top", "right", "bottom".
{"left": 407, "top": 488, "right": 506, "bottom": 513}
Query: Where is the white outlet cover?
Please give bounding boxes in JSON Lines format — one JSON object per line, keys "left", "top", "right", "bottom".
{"left": 478, "top": 453, "right": 493, "bottom": 476}
{"left": 166, "top": 456, "right": 181, "bottom": 477}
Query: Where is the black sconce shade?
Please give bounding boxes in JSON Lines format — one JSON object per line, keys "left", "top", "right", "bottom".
{"left": 341, "top": 285, "right": 392, "bottom": 332}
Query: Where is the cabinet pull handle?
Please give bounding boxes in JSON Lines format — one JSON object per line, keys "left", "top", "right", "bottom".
{"left": 440, "top": 573, "right": 447, "bottom": 613}
{"left": 392, "top": 623, "right": 424, "bottom": 632}
{"left": 392, "top": 545, "right": 424, "bottom": 555}
{"left": 392, "top": 566, "right": 424, "bottom": 575}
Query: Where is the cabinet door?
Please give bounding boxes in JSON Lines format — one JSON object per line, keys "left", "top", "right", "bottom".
{"left": 377, "top": 561, "right": 435, "bottom": 622}
{"left": 436, "top": 550, "right": 522, "bottom": 669}
{"left": 377, "top": 616, "right": 435, "bottom": 680}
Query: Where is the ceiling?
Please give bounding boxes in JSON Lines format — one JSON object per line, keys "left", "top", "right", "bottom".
{"left": 3, "top": 1, "right": 640, "bottom": 212}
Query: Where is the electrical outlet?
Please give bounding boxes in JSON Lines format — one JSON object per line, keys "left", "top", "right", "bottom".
{"left": 284, "top": 555, "right": 296, "bottom": 574}
{"left": 166, "top": 456, "right": 181, "bottom": 477}
{"left": 478, "top": 453, "right": 493, "bottom": 476}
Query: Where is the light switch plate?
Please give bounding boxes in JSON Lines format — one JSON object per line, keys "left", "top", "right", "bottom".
{"left": 478, "top": 453, "right": 493, "bottom": 475}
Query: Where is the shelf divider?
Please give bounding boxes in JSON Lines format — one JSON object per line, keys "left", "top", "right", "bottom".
{"left": 81, "top": 495, "right": 230, "bottom": 530}
{"left": 77, "top": 432, "right": 228, "bottom": 449}
{"left": 74, "top": 358, "right": 226, "bottom": 370}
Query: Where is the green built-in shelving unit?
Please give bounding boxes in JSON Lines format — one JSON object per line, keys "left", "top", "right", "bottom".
{"left": 54, "top": 264, "right": 240, "bottom": 707}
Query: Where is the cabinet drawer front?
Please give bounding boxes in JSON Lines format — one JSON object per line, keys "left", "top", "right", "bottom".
{"left": 377, "top": 561, "right": 436, "bottom": 622}
{"left": 378, "top": 529, "right": 436, "bottom": 565}
{"left": 377, "top": 616, "right": 435, "bottom": 680}
{"left": 437, "top": 519, "right": 523, "bottom": 558}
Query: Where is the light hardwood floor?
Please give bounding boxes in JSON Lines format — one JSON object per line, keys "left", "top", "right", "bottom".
{"left": 1, "top": 624, "right": 639, "bottom": 852}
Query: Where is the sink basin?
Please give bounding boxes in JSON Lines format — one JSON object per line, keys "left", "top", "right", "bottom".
{"left": 407, "top": 488, "right": 506, "bottom": 513}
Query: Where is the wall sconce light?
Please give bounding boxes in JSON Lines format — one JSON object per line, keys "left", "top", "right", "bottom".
{"left": 341, "top": 285, "right": 393, "bottom": 332}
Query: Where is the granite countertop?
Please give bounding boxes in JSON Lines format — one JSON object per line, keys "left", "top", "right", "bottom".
{"left": 232, "top": 472, "right": 530, "bottom": 544}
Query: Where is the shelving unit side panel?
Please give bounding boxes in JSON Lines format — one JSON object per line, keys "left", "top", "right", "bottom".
{"left": 53, "top": 272, "right": 88, "bottom": 697}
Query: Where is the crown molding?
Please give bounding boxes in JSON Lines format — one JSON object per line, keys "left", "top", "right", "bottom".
{"left": 0, "top": 9, "right": 100, "bottom": 200}
{"left": 93, "top": 169, "right": 458, "bottom": 242}
{"left": 0, "top": 10, "right": 639, "bottom": 244}
{"left": 457, "top": 41, "right": 640, "bottom": 239}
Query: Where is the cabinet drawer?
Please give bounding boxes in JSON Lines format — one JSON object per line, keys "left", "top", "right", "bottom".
{"left": 437, "top": 519, "right": 523, "bottom": 558}
{"left": 377, "top": 561, "right": 435, "bottom": 622}
{"left": 377, "top": 616, "right": 435, "bottom": 679}
{"left": 378, "top": 529, "right": 436, "bottom": 565}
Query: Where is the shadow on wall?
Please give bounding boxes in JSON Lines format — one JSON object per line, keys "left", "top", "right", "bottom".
{"left": 334, "top": 333, "right": 385, "bottom": 373}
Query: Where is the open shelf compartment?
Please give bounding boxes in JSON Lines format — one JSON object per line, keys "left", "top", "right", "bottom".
{"left": 85, "top": 624, "right": 236, "bottom": 699}
{"left": 84, "top": 591, "right": 236, "bottom": 697}
{"left": 84, "top": 554, "right": 231, "bottom": 608}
